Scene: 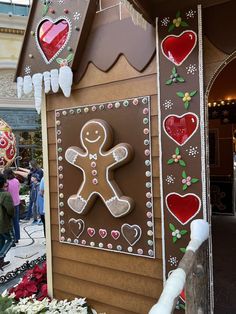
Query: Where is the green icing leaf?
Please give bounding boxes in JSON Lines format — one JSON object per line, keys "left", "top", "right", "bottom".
{"left": 165, "top": 79, "right": 173, "bottom": 85}
{"left": 56, "top": 58, "right": 64, "bottom": 65}
{"left": 42, "top": 3, "right": 50, "bottom": 16}
{"left": 180, "top": 247, "right": 186, "bottom": 253}
{"left": 167, "top": 159, "right": 174, "bottom": 164}
{"left": 181, "top": 21, "right": 188, "bottom": 27}
{"left": 168, "top": 24, "right": 175, "bottom": 32}
{"left": 177, "top": 91, "right": 184, "bottom": 98}
{"left": 176, "top": 10, "right": 181, "bottom": 18}
{"left": 169, "top": 223, "right": 176, "bottom": 231}
{"left": 172, "top": 67, "right": 177, "bottom": 75}
{"left": 177, "top": 77, "right": 185, "bottom": 83}
{"left": 184, "top": 101, "right": 189, "bottom": 109}
{"left": 180, "top": 304, "right": 186, "bottom": 310}
{"left": 191, "top": 178, "right": 199, "bottom": 183}
{"left": 175, "top": 147, "right": 180, "bottom": 155}
{"left": 66, "top": 53, "right": 74, "bottom": 63}
{"left": 179, "top": 159, "right": 186, "bottom": 167}
{"left": 183, "top": 184, "right": 188, "bottom": 191}
{"left": 180, "top": 230, "right": 188, "bottom": 235}
{"left": 190, "top": 90, "right": 198, "bottom": 97}
{"left": 173, "top": 237, "right": 177, "bottom": 243}
{"left": 182, "top": 171, "right": 187, "bottom": 179}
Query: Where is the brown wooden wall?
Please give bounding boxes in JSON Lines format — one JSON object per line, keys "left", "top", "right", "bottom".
{"left": 46, "top": 55, "right": 162, "bottom": 314}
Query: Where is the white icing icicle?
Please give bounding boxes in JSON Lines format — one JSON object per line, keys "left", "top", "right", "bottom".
{"left": 50, "top": 69, "right": 59, "bottom": 93}
{"left": 43, "top": 71, "right": 51, "bottom": 93}
{"left": 32, "top": 73, "right": 43, "bottom": 114}
{"left": 121, "top": 0, "right": 147, "bottom": 29}
{"left": 17, "top": 77, "right": 23, "bottom": 98}
{"left": 23, "top": 75, "right": 33, "bottom": 95}
{"left": 58, "top": 65, "right": 73, "bottom": 97}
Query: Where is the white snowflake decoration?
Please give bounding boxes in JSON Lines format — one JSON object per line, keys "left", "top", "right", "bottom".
{"left": 166, "top": 175, "right": 175, "bottom": 185}
{"left": 58, "top": 0, "right": 64, "bottom": 4}
{"left": 24, "top": 65, "right": 31, "bottom": 75}
{"left": 168, "top": 255, "right": 178, "bottom": 267}
{"left": 163, "top": 99, "right": 173, "bottom": 110}
{"left": 186, "top": 9, "right": 197, "bottom": 19}
{"left": 186, "top": 146, "right": 199, "bottom": 158}
{"left": 160, "top": 17, "right": 170, "bottom": 27}
{"left": 186, "top": 64, "right": 197, "bottom": 75}
{"left": 73, "top": 12, "right": 81, "bottom": 21}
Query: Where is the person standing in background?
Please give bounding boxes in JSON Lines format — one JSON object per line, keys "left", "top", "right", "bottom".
{"left": 0, "top": 174, "right": 15, "bottom": 270}
{"left": 38, "top": 177, "right": 45, "bottom": 236}
{"left": 4, "top": 168, "right": 21, "bottom": 246}
{"left": 30, "top": 173, "right": 40, "bottom": 224}
{"left": 25, "top": 160, "right": 43, "bottom": 221}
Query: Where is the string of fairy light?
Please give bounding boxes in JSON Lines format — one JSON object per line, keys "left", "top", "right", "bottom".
{"left": 208, "top": 100, "right": 236, "bottom": 108}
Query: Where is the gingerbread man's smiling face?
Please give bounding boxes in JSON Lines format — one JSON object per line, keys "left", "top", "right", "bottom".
{"left": 80, "top": 120, "right": 112, "bottom": 152}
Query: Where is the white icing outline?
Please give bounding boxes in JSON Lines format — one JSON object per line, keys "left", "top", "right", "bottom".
{"left": 161, "top": 30, "right": 198, "bottom": 66}
{"left": 35, "top": 16, "right": 72, "bottom": 64}
{"left": 165, "top": 192, "right": 201, "bottom": 225}
{"left": 163, "top": 112, "right": 199, "bottom": 146}
{"left": 68, "top": 218, "right": 85, "bottom": 238}
{"left": 85, "top": 136, "right": 101, "bottom": 143}
{"left": 121, "top": 223, "right": 142, "bottom": 246}
{"left": 65, "top": 120, "right": 133, "bottom": 218}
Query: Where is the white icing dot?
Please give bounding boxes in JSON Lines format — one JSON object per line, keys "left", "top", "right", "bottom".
{"left": 99, "top": 242, "right": 104, "bottom": 248}
{"left": 59, "top": 211, "right": 64, "bottom": 216}
{"left": 67, "top": 238, "right": 72, "bottom": 243}
{"left": 137, "top": 248, "right": 143, "bottom": 255}
{"left": 145, "top": 171, "right": 151, "bottom": 177}
{"left": 59, "top": 193, "right": 64, "bottom": 198}
{"left": 117, "top": 245, "right": 122, "bottom": 251}
{"left": 147, "top": 230, "right": 153, "bottom": 236}
{"left": 60, "top": 220, "right": 64, "bottom": 225}
{"left": 147, "top": 221, "right": 153, "bottom": 227}
{"left": 115, "top": 102, "right": 121, "bottom": 108}
{"left": 62, "top": 111, "right": 67, "bottom": 116}
{"left": 61, "top": 228, "right": 65, "bottom": 233}
{"left": 146, "top": 201, "right": 152, "bottom": 208}
{"left": 90, "top": 242, "right": 95, "bottom": 247}
{"left": 59, "top": 202, "right": 64, "bottom": 207}
{"left": 128, "top": 246, "right": 133, "bottom": 252}
{"left": 56, "top": 120, "right": 61, "bottom": 126}
{"left": 146, "top": 182, "right": 151, "bottom": 188}
{"left": 61, "top": 236, "right": 65, "bottom": 241}
{"left": 74, "top": 239, "right": 79, "bottom": 244}
{"left": 148, "top": 249, "right": 154, "bottom": 256}
{"left": 148, "top": 240, "right": 153, "bottom": 246}
{"left": 58, "top": 156, "right": 63, "bottom": 161}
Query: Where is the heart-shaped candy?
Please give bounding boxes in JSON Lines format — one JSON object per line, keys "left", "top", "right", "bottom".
{"left": 163, "top": 113, "right": 199, "bottom": 146}
{"left": 121, "top": 224, "right": 142, "bottom": 246}
{"left": 36, "top": 17, "right": 71, "bottom": 64}
{"left": 99, "top": 229, "right": 107, "bottom": 239}
{"left": 68, "top": 218, "right": 84, "bottom": 238}
{"left": 111, "top": 230, "right": 120, "bottom": 240}
{"left": 161, "top": 30, "right": 197, "bottom": 66}
{"left": 87, "top": 227, "right": 95, "bottom": 237}
{"left": 166, "top": 193, "right": 201, "bottom": 225}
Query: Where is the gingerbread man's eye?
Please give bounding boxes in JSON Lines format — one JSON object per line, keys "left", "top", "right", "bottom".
{"left": 95, "top": 130, "right": 99, "bottom": 134}
{"left": 86, "top": 132, "right": 90, "bottom": 136}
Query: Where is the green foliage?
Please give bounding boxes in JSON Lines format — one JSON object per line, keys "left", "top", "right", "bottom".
{"left": 33, "top": 114, "right": 43, "bottom": 167}
{"left": 0, "top": 295, "right": 14, "bottom": 313}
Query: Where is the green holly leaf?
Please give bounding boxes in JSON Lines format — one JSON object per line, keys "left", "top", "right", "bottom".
{"left": 180, "top": 247, "right": 186, "bottom": 253}
{"left": 175, "top": 147, "right": 180, "bottom": 155}
{"left": 42, "top": 3, "right": 50, "bottom": 16}
{"left": 182, "top": 171, "right": 187, "bottom": 179}
{"left": 56, "top": 58, "right": 64, "bottom": 65}
{"left": 177, "top": 91, "right": 184, "bottom": 98}
{"left": 173, "top": 236, "right": 178, "bottom": 243}
{"left": 177, "top": 77, "right": 185, "bottom": 83}
{"left": 179, "top": 159, "right": 186, "bottom": 167}
{"left": 66, "top": 53, "right": 74, "bottom": 63}
{"left": 180, "top": 304, "right": 186, "bottom": 310}
{"left": 181, "top": 21, "right": 188, "bottom": 27}
{"left": 168, "top": 24, "right": 175, "bottom": 32}
{"left": 184, "top": 101, "right": 189, "bottom": 109}
{"left": 167, "top": 159, "right": 174, "bottom": 164}
{"left": 180, "top": 230, "right": 188, "bottom": 235}
{"left": 169, "top": 223, "right": 176, "bottom": 232}
{"left": 176, "top": 10, "right": 181, "bottom": 18}
{"left": 165, "top": 79, "right": 173, "bottom": 85}
{"left": 190, "top": 90, "right": 198, "bottom": 97}
{"left": 172, "top": 67, "right": 177, "bottom": 75}
{"left": 191, "top": 178, "right": 199, "bottom": 183}
{"left": 183, "top": 184, "right": 188, "bottom": 191}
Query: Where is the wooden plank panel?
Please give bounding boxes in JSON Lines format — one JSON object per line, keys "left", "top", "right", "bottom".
{"left": 49, "top": 161, "right": 57, "bottom": 177}
{"left": 47, "top": 75, "right": 158, "bottom": 111}
{"left": 150, "top": 95, "right": 158, "bottom": 116}
{"left": 49, "top": 144, "right": 57, "bottom": 162}
{"left": 152, "top": 136, "right": 159, "bottom": 157}
{"left": 53, "top": 257, "right": 162, "bottom": 299}
{"left": 51, "top": 236, "right": 163, "bottom": 278}
{"left": 53, "top": 273, "right": 156, "bottom": 314}
{"left": 54, "top": 289, "right": 145, "bottom": 314}
{"left": 47, "top": 110, "right": 55, "bottom": 128}
{"left": 48, "top": 127, "right": 56, "bottom": 145}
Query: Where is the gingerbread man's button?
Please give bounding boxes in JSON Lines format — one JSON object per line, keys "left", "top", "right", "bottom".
{"left": 65, "top": 119, "right": 134, "bottom": 218}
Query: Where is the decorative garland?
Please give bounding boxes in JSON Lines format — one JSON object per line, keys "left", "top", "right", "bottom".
{"left": 0, "top": 254, "right": 46, "bottom": 284}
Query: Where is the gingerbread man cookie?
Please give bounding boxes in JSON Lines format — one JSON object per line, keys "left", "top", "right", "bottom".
{"left": 65, "top": 119, "right": 134, "bottom": 218}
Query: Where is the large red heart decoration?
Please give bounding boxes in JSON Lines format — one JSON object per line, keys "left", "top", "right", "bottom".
{"left": 166, "top": 193, "right": 201, "bottom": 225}
{"left": 163, "top": 113, "right": 199, "bottom": 146}
{"left": 36, "top": 17, "right": 70, "bottom": 63}
{"left": 161, "top": 31, "right": 197, "bottom": 66}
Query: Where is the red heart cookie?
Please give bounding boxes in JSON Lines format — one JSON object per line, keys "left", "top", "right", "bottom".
{"left": 36, "top": 17, "right": 70, "bottom": 63}
{"left": 161, "top": 30, "right": 197, "bottom": 66}
{"left": 121, "top": 224, "right": 142, "bottom": 246}
{"left": 166, "top": 193, "right": 201, "bottom": 225}
{"left": 163, "top": 113, "right": 199, "bottom": 146}
{"left": 68, "top": 218, "right": 84, "bottom": 238}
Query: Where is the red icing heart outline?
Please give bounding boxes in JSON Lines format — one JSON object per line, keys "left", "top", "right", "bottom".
{"left": 161, "top": 30, "right": 197, "bottom": 66}
{"left": 35, "top": 16, "right": 71, "bottom": 64}
{"left": 163, "top": 113, "right": 199, "bottom": 146}
{"left": 99, "top": 229, "right": 107, "bottom": 239}
{"left": 166, "top": 193, "right": 201, "bottom": 225}
{"left": 111, "top": 230, "right": 120, "bottom": 240}
{"left": 87, "top": 227, "right": 95, "bottom": 237}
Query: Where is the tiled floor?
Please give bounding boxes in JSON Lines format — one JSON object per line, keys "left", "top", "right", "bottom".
{"left": 0, "top": 219, "right": 46, "bottom": 277}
